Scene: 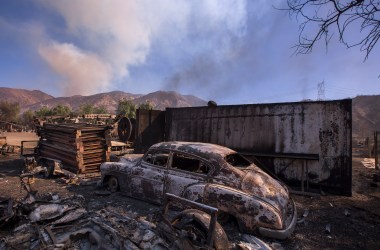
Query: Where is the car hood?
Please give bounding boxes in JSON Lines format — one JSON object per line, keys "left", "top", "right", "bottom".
{"left": 241, "top": 165, "right": 289, "bottom": 214}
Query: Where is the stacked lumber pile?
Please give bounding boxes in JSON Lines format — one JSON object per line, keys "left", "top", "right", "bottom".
{"left": 38, "top": 123, "right": 111, "bottom": 176}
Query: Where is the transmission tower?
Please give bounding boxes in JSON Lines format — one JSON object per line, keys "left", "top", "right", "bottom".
{"left": 317, "top": 81, "right": 325, "bottom": 101}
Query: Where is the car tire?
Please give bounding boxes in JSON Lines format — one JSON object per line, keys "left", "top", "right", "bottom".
{"left": 217, "top": 211, "right": 230, "bottom": 224}
{"left": 108, "top": 176, "right": 119, "bottom": 192}
{"left": 171, "top": 210, "right": 229, "bottom": 250}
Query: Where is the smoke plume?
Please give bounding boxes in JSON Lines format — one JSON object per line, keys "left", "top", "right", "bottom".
{"left": 37, "top": 0, "right": 248, "bottom": 96}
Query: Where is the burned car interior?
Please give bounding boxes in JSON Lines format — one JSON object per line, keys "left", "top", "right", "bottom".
{"left": 143, "top": 149, "right": 211, "bottom": 174}
{"left": 143, "top": 150, "right": 169, "bottom": 167}
{"left": 225, "top": 153, "right": 251, "bottom": 168}
{"left": 171, "top": 153, "right": 211, "bottom": 174}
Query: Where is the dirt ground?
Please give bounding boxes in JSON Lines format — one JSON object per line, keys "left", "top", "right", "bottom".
{"left": 1, "top": 148, "right": 380, "bottom": 249}
{"left": 0, "top": 132, "right": 39, "bottom": 146}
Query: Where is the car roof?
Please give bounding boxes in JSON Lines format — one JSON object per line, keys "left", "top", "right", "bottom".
{"left": 149, "top": 141, "right": 236, "bottom": 162}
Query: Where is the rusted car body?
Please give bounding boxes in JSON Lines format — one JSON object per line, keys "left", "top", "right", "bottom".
{"left": 100, "top": 141, "right": 297, "bottom": 239}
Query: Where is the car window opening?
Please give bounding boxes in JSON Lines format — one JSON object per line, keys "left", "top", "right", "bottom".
{"left": 171, "top": 153, "right": 209, "bottom": 174}
{"left": 143, "top": 150, "right": 169, "bottom": 167}
{"left": 225, "top": 153, "right": 251, "bottom": 167}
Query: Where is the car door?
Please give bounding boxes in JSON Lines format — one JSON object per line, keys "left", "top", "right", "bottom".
{"left": 127, "top": 149, "right": 167, "bottom": 204}
{"left": 165, "top": 151, "right": 210, "bottom": 197}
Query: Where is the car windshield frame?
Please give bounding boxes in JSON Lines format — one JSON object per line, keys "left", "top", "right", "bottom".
{"left": 168, "top": 150, "right": 215, "bottom": 176}
{"left": 141, "top": 149, "right": 170, "bottom": 168}
{"left": 224, "top": 153, "right": 252, "bottom": 168}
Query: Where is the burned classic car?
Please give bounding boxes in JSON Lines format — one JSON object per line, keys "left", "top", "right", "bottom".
{"left": 100, "top": 141, "right": 297, "bottom": 239}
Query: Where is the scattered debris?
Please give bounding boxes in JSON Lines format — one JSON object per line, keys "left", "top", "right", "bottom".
{"left": 29, "top": 203, "right": 72, "bottom": 222}
{"left": 237, "top": 234, "right": 272, "bottom": 250}
{"left": 95, "top": 190, "right": 111, "bottom": 196}
{"left": 0, "top": 198, "right": 14, "bottom": 227}
{"left": 297, "top": 208, "right": 309, "bottom": 224}
{"left": 370, "top": 182, "right": 378, "bottom": 187}
{"left": 325, "top": 224, "right": 331, "bottom": 234}
{"left": 344, "top": 209, "right": 351, "bottom": 217}
{"left": 374, "top": 174, "right": 380, "bottom": 182}
{"left": 270, "top": 242, "right": 284, "bottom": 250}
{"left": 361, "top": 158, "right": 375, "bottom": 169}
{"left": 2, "top": 189, "right": 246, "bottom": 249}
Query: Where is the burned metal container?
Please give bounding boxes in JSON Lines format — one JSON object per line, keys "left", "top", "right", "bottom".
{"left": 164, "top": 100, "right": 352, "bottom": 195}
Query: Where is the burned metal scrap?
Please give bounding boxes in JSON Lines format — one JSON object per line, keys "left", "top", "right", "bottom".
{"left": 1, "top": 190, "right": 228, "bottom": 249}
{"left": 0, "top": 198, "right": 14, "bottom": 228}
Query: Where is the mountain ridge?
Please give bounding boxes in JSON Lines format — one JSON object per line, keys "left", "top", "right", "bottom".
{"left": 0, "top": 87, "right": 207, "bottom": 113}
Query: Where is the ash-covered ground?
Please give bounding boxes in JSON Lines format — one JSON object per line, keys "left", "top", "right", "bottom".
{"left": 1, "top": 152, "right": 380, "bottom": 249}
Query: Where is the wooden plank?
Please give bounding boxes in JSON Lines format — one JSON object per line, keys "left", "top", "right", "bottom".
{"left": 39, "top": 141, "right": 77, "bottom": 154}
{"left": 39, "top": 150, "right": 79, "bottom": 167}
{"left": 82, "top": 149, "right": 105, "bottom": 155}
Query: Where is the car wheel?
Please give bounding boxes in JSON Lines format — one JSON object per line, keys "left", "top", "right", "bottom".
{"left": 108, "top": 176, "right": 119, "bottom": 192}
{"left": 217, "top": 211, "right": 230, "bottom": 224}
{"left": 171, "top": 210, "right": 229, "bottom": 250}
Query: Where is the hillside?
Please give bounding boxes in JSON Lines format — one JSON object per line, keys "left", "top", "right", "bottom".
{"left": 133, "top": 91, "right": 206, "bottom": 110}
{"left": 0, "top": 87, "right": 54, "bottom": 107}
{"left": 25, "top": 91, "right": 142, "bottom": 113}
{"left": 0, "top": 88, "right": 207, "bottom": 113}
{"left": 352, "top": 95, "right": 380, "bottom": 137}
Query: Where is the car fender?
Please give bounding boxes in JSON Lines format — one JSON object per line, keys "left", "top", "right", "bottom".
{"left": 100, "top": 162, "right": 131, "bottom": 187}
{"left": 203, "top": 184, "right": 283, "bottom": 233}
{"left": 171, "top": 209, "right": 229, "bottom": 250}
{"left": 181, "top": 183, "right": 283, "bottom": 233}
{"left": 181, "top": 183, "right": 207, "bottom": 203}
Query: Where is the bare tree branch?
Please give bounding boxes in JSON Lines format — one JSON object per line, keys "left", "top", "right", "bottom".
{"left": 282, "top": 0, "right": 380, "bottom": 60}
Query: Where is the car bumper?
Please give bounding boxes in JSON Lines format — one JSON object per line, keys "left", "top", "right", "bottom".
{"left": 258, "top": 199, "right": 297, "bottom": 240}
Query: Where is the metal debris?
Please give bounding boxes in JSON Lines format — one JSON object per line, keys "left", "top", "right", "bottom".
{"left": 325, "top": 224, "right": 331, "bottom": 234}
{"left": 303, "top": 209, "right": 309, "bottom": 218}
{"left": 237, "top": 234, "right": 272, "bottom": 250}
{"left": 270, "top": 242, "right": 284, "bottom": 250}
{"left": 1, "top": 190, "right": 234, "bottom": 249}
{"left": 344, "top": 209, "right": 350, "bottom": 217}
{"left": 51, "top": 208, "right": 86, "bottom": 225}
{"left": 0, "top": 198, "right": 14, "bottom": 227}
{"left": 29, "top": 204, "right": 72, "bottom": 222}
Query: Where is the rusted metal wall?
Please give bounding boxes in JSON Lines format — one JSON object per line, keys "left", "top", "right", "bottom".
{"left": 134, "top": 109, "right": 166, "bottom": 153}
{"left": 165, "top": 100, "right": 352, "bottom": 195}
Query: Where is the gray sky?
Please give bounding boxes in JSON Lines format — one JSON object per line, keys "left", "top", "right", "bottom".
{"left": 0, "top": 0, "right": 379, "bottom": 104}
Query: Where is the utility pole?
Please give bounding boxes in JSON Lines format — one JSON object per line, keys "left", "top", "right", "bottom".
{"left": 317, "top": 81, "right": 325, "bottom": 101}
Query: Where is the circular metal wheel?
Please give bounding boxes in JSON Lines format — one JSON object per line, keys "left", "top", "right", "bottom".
{"left": 108, "top": 176, "right": 119, "bottom": 193}
{"left": 117, "top": 117, "right": 132, "bottom": 142}
{"left": 173, "top": 219, "right": 208, "bottom": 246}
{"left": 171, "top": 210, "right": 229, "bottom": 250}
